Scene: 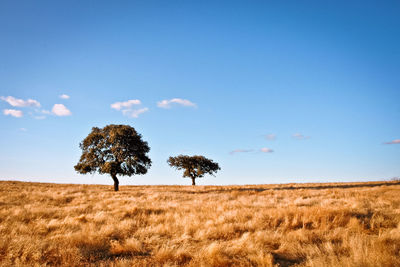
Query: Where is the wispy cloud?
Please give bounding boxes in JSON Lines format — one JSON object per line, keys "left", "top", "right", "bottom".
{"left": 265, "top": 134, "right": 276, "bottom": 140}
{"left": 111, "top": 99, "right": 148, "bottom": 118}
{"left": 157, "top": 98, "right": 197, "bottom": 109}
{"left": 292, "top": 133, "right": 310, "bottom": 140}
{"left": 52, "top": 104, "right": 72, "bottom": 116}
{"left": 59, "top": 94, "right": 70, "bottom": 99}
{"left": 3, "top": 109, "right": 23, "bottom": 118}
{"left": 384, "top": 139, "right": 400, "bottom": 145}
{"left": 122, "top": 107, "right": 149, "bottom": 118}
{"left": 260, "top": 147, "right": 274, "bottom": 153}
{"left": 230, "top": 147, "right": 275, "bottom": 154}
{"left": 20, "top": 128, "right": 27, "bottom": 131}
{"left": 29, "top": 109, "right": 50, "bottom": 119}
{"left": 1, "top": 96, "right": 40, "bottom": 107}
{"left": 230, "top": 149, "right": 254, "bottom": 155}
{"left": 40, "top": 109, "right": 51, "bottom": 115}
{"left": 33, "top": 115, "right": 46, "bottom": 120}
{"left": 111, "top": 99, "right": 141, "bottom": 110}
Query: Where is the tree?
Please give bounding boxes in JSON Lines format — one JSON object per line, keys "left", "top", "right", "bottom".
{"left": 167, "top": 155, "right": 220, "bottom": 185}
{"left": 74, "top": 124, "right": 151, "bottom": 191}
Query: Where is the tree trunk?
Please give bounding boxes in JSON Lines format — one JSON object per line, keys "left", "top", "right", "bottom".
{"left": 111, "top": 174, "right": 119, "bottom": 191}
{"left": 191, "top": 177, "right": 196, "bottom": 186}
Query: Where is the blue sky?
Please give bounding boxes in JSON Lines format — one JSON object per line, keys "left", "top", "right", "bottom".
{"left": 1, "top": 0, "right": 399, "bottom": 185}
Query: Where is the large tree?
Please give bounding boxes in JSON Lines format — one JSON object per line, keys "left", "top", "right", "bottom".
{"left": 167, "top": 155, "right": 220, "bottom": 185}
{"left": 74, "top": 124, "right": 151, "bottom": 191}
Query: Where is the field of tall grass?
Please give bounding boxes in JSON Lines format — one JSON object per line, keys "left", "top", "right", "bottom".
{"left": 0, "top": 180, "right": 399, "bottom": 266}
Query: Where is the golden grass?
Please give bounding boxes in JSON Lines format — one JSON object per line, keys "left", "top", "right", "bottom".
{"left": 0, "top": 180, "right": 399, "bottom": 266}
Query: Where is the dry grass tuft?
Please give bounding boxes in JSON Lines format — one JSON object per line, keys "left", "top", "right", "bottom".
{"left": 0, "top": 180, "right": 399, "bottom": 266}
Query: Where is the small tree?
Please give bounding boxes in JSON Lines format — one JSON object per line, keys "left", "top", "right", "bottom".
{"left": 74, "top": 124, "right": 151, "bottom": 191}
{"left": 167, "top": 155, "right": 220, "bottom": 185}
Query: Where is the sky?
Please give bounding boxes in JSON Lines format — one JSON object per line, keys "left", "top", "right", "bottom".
{"left": 0, "top": 0, "right": 399, "bottom": 186}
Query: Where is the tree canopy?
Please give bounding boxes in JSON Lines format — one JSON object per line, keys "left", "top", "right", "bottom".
{"left": 74, "top": 124, "right": 151, "bottom": 191}
{"left": 167, "top": 155, "right": 220, "bottom": 185}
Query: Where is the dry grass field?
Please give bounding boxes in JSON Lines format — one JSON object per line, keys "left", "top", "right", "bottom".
{"left": 0, "top": 180, "right": 399, "bottom": 266}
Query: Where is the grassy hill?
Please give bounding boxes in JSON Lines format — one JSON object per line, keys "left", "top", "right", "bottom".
{"left": 0, "top": 180, "right": 399, "bottom": 266}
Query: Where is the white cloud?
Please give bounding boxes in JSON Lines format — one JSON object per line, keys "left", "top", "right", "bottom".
{"left": 111, "top": 100, "right": 141, "bottom": 110}
{"left": 1, "top": 96, "right": 40, "bottom": 107}
{"left": 20, "top": 128, "right": 27, "bottom": 131}
{"left": 52, "top": 104, "right": 72, "bottom": 116}
{"left": 59, "top": 94, "right": 70, "bottom": 99}
{"left": 265, "top": 134, "right": 276, "bottom": 140}
{"left": 111, "top": 99, "right": 148, "bottom": 118}
{"left": 157, "top": 98, "right": 197, "bottom": 109}
{"left": 122, "top": 107, "right": 149, "bottom": 118}
{"left": 3, "top": 109, "right": 23, "bottom": 118}
{"left": 384, "top": 139, "right": 400, "bottom": 145}
{"left": 260, "top": 147, "right": 274, "bottom": 153}
{"left": 293, "top": 133, "right": 310, "bottom": 140}
{"left": 230, "top": 149, "right": 254, "bottom": 155}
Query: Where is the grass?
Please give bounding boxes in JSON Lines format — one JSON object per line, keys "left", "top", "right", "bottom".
{"left": 0, "top": 180, "right": 399, "bottom": 266}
